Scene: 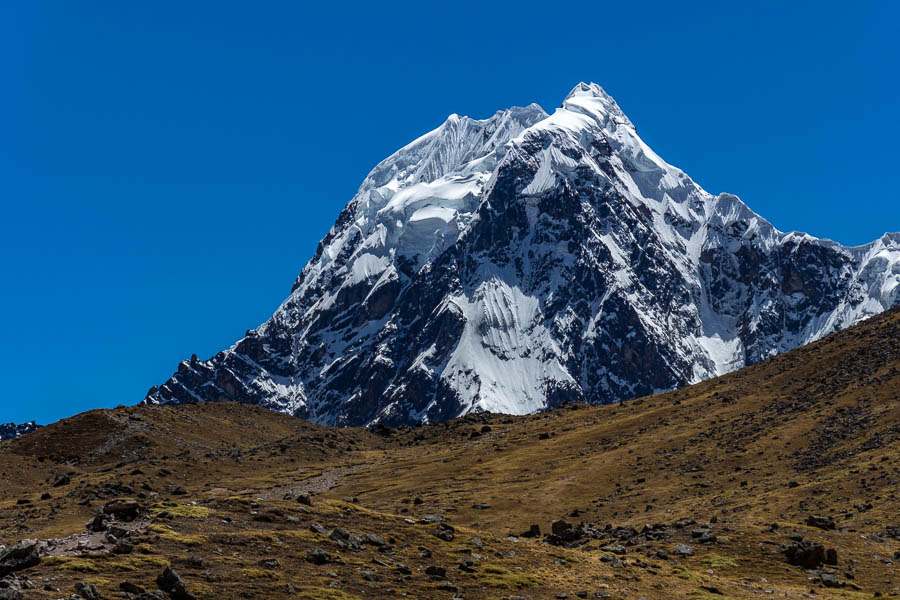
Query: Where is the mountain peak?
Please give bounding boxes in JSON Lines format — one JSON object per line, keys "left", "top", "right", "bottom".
{"left": 146, "top": 83, "right": 900, "bottom": 427}
{"left": 564, "top": 81, "right": 612, "bottom": 100}
{"left": 559, "top": 81, "right": 632, "bottom": 131}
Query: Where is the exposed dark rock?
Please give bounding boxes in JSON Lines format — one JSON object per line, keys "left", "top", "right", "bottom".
{"left": 75, "top": 581, "right": 103, "bottom": 599}
{"left": 806, "top": 515, "right": 836, "bottom": 530}
{"left": 305, "top": 548, "right": 334, "bottom": 565}
{"left": 86, "top": 515, "right": 108, "bottom": 532}
{"left": 434, "top": 523, "right": 455, "bottom": 542}
{"left": 363, "top": 533, "right": 387, "bottom": 547}
{"left": 0, "top": 542, "right": 40, "bottom": 577}
{"left": 119, "top": 581, "right": 147, "bottom": 595}
{"left": 156, "top": 566, "right": 195, "bottom": 600}
{"left": 784, "top": 539, "right": 835, "bottom": 568}
{"left": 103, "top": 499, "right": 141, "bottom": 521}
{"left": 424, "top": 565, "right": 446, "bottom": 578}
{"left": 329, "top": 527, "right": 362, "bottom": 550}
{"left": 521, "top": 524, "right": 541, "bottom": 538}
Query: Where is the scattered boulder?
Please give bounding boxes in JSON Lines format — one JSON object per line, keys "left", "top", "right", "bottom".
{"left": 672, "top": 544, "right": 693, "bottom": 557}
{"left": 425, "top": 565, "right": 446, "bottom": 578}
{"left": 119, "top": 581, "right": 147, "bottom": 595}
{"left": 305, "top": 548, "right": 334, "bottom": 565}
{"left": 329, "top": 527, "right": 362, "bottom": 550}
{"left": 521, "top": 524, "right": 541, "bottom": 538}
{"left": 552, "top": 520, "right": 572, "bottom": 536}
{"left": 784, "top": 539, "right": 835, "bottom": 568}
{"left": 309, "top": 523, "right": 330, "bottom": 536}
{"left": 689, "top": 526, "right": 717, "bottom": 543}
{"left": 113, "top": 540, "right": 134, "bottom": 555}
{"left": 86, "top": 515, "right": 108, "bottom": 533}
{"left": 104, "top": 499, "right": 141, "bottom": 522}
{"left": 156, "top": 566, "right": 195, "bottom": 600}
{"left": 75, "top": 581, "right": 103, "bottom": 599}
{"left": 434, "top": 523, "right": 455, "bottom": 542}
{"left": 820, "top": 572, "right": 842, "bottom": 588}
{"left": 457, "top": 557, "right": 476, "bottom": 572}
{"left": 363, "top": 533, "right": 387, "bottom": 547}
{"left": 546, "top": 520, "right": 581, "bottom": 546}
{"left": 806, "top": 515, "right": 836, "bottom": 530}
{"left": 0, "top": 541, "right": 40, "bottom": 577}
{"left": 0, "top": 576, "right": 24, "bottom": 600}
{"left": 297, "top": 493, "right": 313, "bottom": 506}
{"left": 419, "top": 514, "right": 445, "bottom": 524}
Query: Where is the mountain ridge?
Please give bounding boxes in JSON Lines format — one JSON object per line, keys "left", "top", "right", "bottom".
{"left": 145, "top": 82, "right": 900, "bottom": 426}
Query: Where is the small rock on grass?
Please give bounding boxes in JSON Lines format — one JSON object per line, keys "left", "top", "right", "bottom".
{"left": 156, "top": 566, "right": 196, "bottom": 600}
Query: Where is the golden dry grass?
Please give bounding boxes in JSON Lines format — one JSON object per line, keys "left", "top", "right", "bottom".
{"left": 0, "top": 308, "right": 897, "bottom": 598}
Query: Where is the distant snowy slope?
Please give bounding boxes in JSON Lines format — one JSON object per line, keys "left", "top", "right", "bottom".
{"left": 145, "top": 83, "right": 900, "bottom": 426}
{"left": 0, "top": 421, "right": 41, "bottom": 441}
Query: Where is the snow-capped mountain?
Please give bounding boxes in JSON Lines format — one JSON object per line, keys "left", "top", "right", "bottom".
{"left": 0, "top": 421, "right": 40, "bottom": 441}
{"left": 145, "top": 83, "right": 900, "bottom": 426}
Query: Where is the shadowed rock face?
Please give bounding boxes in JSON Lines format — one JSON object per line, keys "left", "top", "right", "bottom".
{"left": 144, "top": 83, "right": 900, "bottom": 426}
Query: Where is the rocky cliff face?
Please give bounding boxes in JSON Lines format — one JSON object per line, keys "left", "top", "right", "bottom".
{"left": 0, "top": 421, "right": 40, "bottom": 441}
{"left": 145, "top": 83, "right": 900, "bottom": 426}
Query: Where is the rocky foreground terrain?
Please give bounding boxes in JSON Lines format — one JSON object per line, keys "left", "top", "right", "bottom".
{"left": 1, "top": 307, "right": 899, "bottom": 599}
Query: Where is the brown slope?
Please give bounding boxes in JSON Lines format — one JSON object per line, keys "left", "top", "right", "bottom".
{"left": 0, "top": 307, "right": 897, "bottom": 599}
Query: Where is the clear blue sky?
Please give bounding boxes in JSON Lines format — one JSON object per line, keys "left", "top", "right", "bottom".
{"left": 2, "top": 1, "right": 898, "bottom": 425}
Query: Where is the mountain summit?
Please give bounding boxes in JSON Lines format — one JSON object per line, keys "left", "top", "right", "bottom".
{"left": 145, "top": 83, "right": 900, "bottom": 425}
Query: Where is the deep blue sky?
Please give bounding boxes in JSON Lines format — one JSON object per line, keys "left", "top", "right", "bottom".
{"left": 2, "top": 1, "right": 898, "bottom": 425}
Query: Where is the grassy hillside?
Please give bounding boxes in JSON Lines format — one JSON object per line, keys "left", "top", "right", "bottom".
{"left": 1, "top": 308, "right": 898, "bottom": 599}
